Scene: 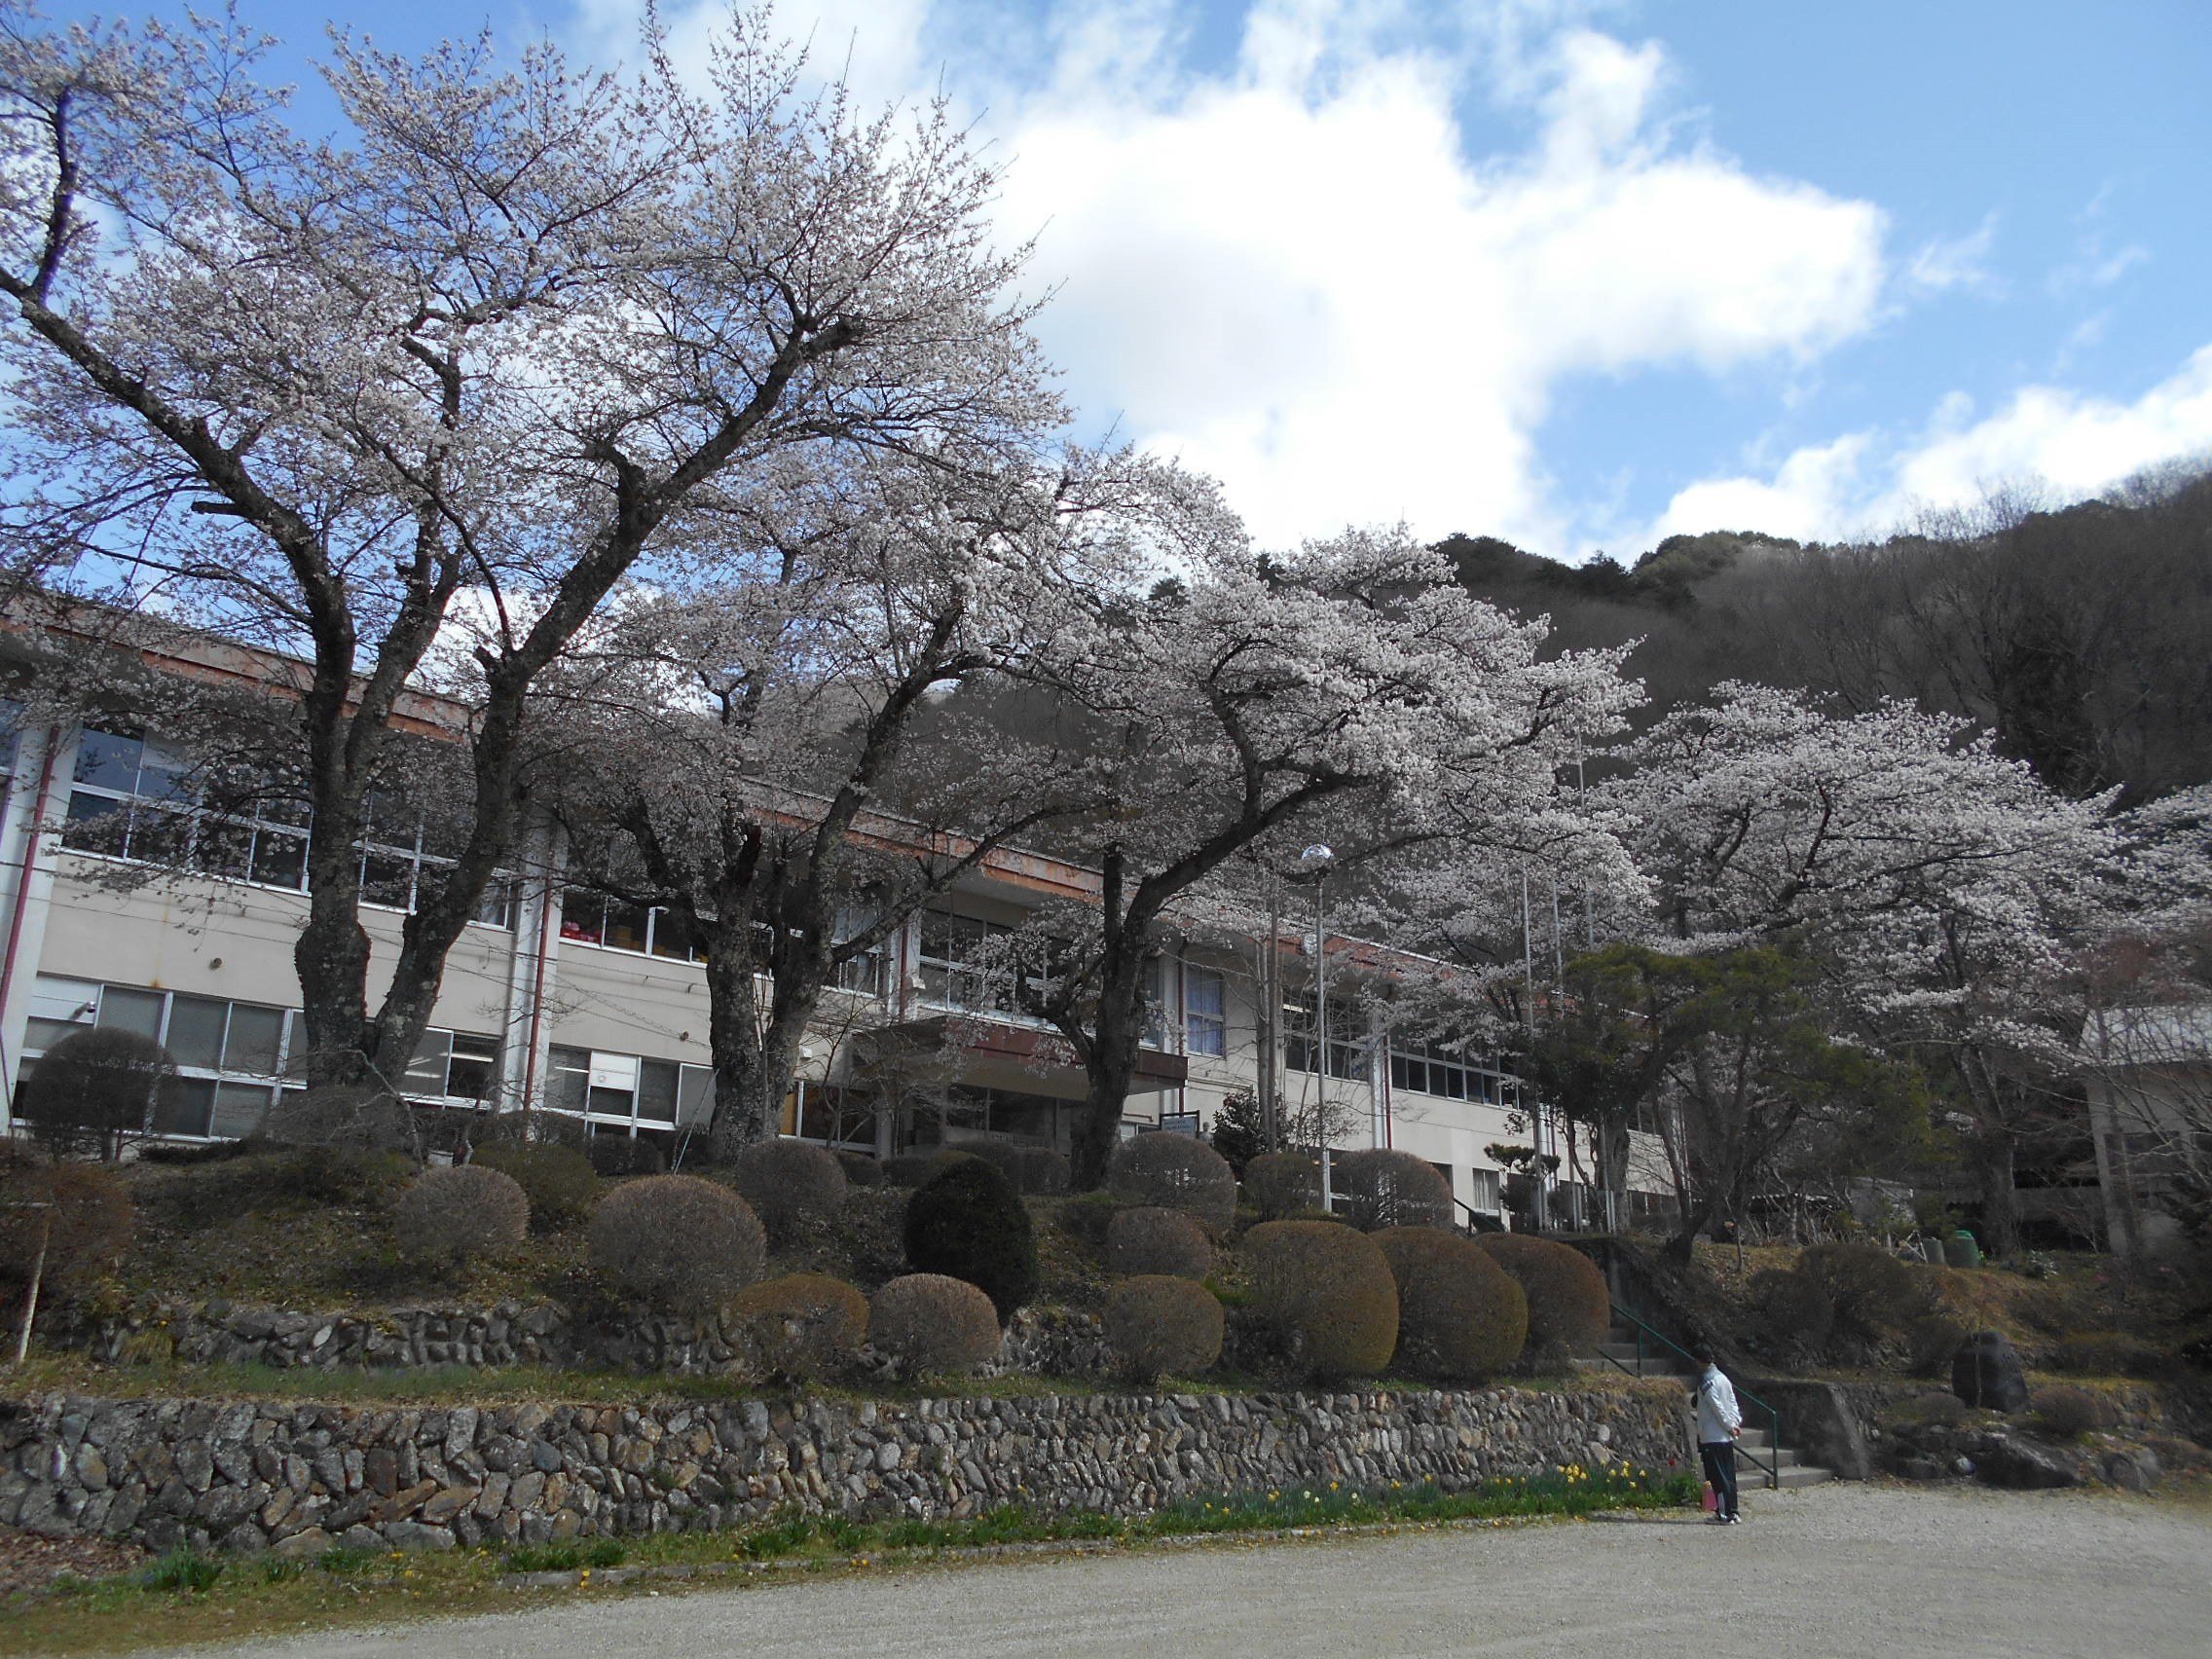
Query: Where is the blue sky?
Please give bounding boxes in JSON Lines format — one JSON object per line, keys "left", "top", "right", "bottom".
{"left": 49, "top": 1, "right": 2212, "bottom": 558}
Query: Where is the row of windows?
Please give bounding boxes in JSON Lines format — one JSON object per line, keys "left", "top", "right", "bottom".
{"left": 58, "top": 728, "right": 513, "bottom": 927}
{"left": 23, "top": 976, "right": 498, "bottom": 1140}
{"left": 1388, "top": 1042, "right": 1517, "bottom": 1106}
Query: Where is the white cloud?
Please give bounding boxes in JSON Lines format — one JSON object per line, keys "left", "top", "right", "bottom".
{"left": 1906, "top": 214, "right": 2001, "bottom": 296}
{"left": 1649, "top": 344, "right": 2212, "bottom": 545}
{"left": 985, "top": 8, "right": 1888, "bottom": 546}
{"left": 564, "top": 3, "right": 2211, "bottom": 557}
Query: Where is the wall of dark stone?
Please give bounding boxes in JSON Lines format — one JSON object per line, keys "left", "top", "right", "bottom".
{"left": 0, "top": 1382, "right": 1692, "bottom": 1556}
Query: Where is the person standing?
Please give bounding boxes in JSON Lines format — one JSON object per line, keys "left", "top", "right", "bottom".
{"left": 1692, "top": 1346, "right": 1743, "bottom": 1525}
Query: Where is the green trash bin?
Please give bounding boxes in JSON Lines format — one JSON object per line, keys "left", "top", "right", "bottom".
{"left": 1942, "top": 1230, "right": 1982, "bottom": 1269}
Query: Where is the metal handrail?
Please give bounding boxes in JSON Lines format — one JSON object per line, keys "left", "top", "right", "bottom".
{"left": 1603, "top": 1303, "right": 1784, "bottom": 1491}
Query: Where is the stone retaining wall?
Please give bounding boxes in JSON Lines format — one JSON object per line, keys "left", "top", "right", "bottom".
{"left": 55, "top": 1300, "right": 1115, "bottom": 1382}
{"left": 0, "top": 1382, "right": 1689, "bottom": 1557}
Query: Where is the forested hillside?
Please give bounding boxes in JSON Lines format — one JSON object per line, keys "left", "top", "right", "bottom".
{"left": 1441, "top": 462, "right": 2212, "bottom": 804}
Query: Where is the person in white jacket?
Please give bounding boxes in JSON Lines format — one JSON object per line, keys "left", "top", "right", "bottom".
{"left": 1692, "top": 1347, "right": 1743, "bottom": 1524}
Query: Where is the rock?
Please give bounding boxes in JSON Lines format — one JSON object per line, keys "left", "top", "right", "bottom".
{"left": 369, "top": 1480, "right": 438, "bottom": 1525}
{"left": 271, "top": 1527, "right": 333, "bottom": 1560}
{"left": 1951, "top": 1456, "right": 1974, "bottom": 1476}
{"left": 1952, "top": 1331, "right": 2029, "bottom": 1413}
{"left": 381, "top": 1520, "right": 456, "bottom": 1551}
{"left": 1973, "top": 1436, "right": 2079, "bottom": 1490}
{"left": 2100, "top": 1451, "right": 2157, "bottom": 1492}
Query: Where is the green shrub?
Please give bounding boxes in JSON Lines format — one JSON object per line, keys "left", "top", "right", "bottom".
{"left": 1372, "top": 1227, "right": 1526, "bottom": 1381}
{"left": 0, "top": 1161, "right": 134, "bottom": 1297}
{"left": 834, "top": 1151, "right": 883, "bottom": 1188}
{"left": 141, "top": 1549, "right": 224, "bottom": 1594}
{"left": 1106, "top": 1274, "right": 1225, "bottom": 1382}
{"left": 1748, "top": 1268, "right": 1835, "bottom": 1351}
{"left": 17, "top": 1026, "right": 181, "bottom": 1161}
{"left": 1333, "top": 1149, "right": 1454, "bottom": 1232}
{"left": 1107, "top": 1134, "right": 1237, "bottom": 1234}
{"left": 1794, "top": 1241, "right": 1922, "bottom": 1345}
{"left": 1895, "top": 1390, "right": 1969, "bottom": 1427}
{"left": 2031, "top": 1383, "right": 2111, "bottom": 1440}
{"left": 882, "top": 1149, "right": 979, "bottom": 1187}
{"left": 392, "top": 1164, "right": 529, "bottom": 1265}
{"left": 1905, "top": 1314, "right": 1969, "bottom": 1378}
{"left": 867, "top": 1273, "right": 1002, "bottom": 1377}
{"left": 591, "top": 1174, "right": 765, "bottom": 1313}
{"left": 468, "top": 1141, "right": 599, "bottom": 1233}
{"left": 731, "top": 1272, "right": 869, "bottom": 1382}
{"left": 1055, "top": 1189, "right": 1126, "bottom": 1253}
{"left": 586, "top": 1135, "right": 666, "bottom": 1178}
{"left": 1243, "top": 1220, "right": 1399, "bottom": 1381}
{"left": 1106, "top": 1205, "right": 1214, "bottom": 1280}
{"left": 903, "top": 1156, "right": 1039, "bottom": 1322}
{"left": 1243, "top": 1152, "right": 1320, "bottom": 1221}
{"left": 957, "top": 1137, "right": 1072, "bottom": 1196}
{"left": 1475, "top": 1235, "right": 1609, "bottom": 1367}
{"left": 731, "top": 1139, "right": 850, "bottom": 1242}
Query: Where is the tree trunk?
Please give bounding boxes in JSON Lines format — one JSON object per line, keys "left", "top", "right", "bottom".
{"left": 1069, "top": 926, "right": 1150, "bottom": 1191}
{"left": 704, "top": 937, "right": 774, "bottom": 1162}
{"left": 1976, "top": 1133, "right": 2021, "bottom": 1258}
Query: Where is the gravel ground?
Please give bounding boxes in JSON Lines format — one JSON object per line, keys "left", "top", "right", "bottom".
{"left": 155, "top": 1482, "right": 2212, "bottom": 1659}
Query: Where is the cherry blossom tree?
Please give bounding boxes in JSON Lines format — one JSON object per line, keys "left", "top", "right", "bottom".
{"left": 0, "top": 2, "right": 1054, "bottom": 1089}
{"left": 1605, "top": 682, "right": 2125, "bottom": 1250}
{"left": 535, "top": 443, "right": 1182, "bottom": 1157}
{"left": 1013, "top": 527, "right": 1642, "bottom": 1188}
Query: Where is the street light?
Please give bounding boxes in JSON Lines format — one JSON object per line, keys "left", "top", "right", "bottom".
{"left": 1298, "top": 844, "right": 1335, "bottom": 1211}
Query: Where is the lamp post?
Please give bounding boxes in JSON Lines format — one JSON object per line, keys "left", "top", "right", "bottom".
{"left": 1299, "top": 844, "right": 1335, "bottom": 1211}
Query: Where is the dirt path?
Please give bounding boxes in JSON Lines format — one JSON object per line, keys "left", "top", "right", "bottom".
{"left": 148, "top": 1483, "right": 2212, "bottom": 1659}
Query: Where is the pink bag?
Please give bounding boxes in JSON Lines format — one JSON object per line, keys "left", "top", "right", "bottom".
{"left": 1702, "top": 1482, "right": 1718, "bottom": 1513}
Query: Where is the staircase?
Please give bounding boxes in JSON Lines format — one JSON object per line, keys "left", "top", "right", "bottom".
{"left": 1588, "top": 1314, "right": 1834, "bottom": 1492}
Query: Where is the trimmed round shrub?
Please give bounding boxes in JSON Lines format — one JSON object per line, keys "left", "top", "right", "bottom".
{"left": 1373, "top": 1227, "right": 1527, "bottom": 1381}
{"left": 1244, "top": 1219, "right": 1399, "bottom": 1381}
{"left": 732, "top": 1273, "right": 869, "bottom": 1382}
{"left": 1106, "top": 1205, "right": 1215, "bottom": 1280}
{"left": 835, "top": 1151, "right": 883, "bottom": 1188}
{"left": 1243, "top": 1152, "right": 1320, "bottom": 1221}
{"left": 1899, "top": 1389, "right": 1970, "bottom": 1427}
{"left": 586, "top": 1135, "right": 666, "bottom": 1178}
{"left": 2032, "top": 1383, "right": 2111, "bottom": 1440}
{"left": 1334, "top": 1149, "right": 1454, "bottom": 1232}
{"left": 1475, "top": 1234, "right": 1609, "bottom": 1367}
{"left": 1749, "top": 1268, "right": 1835, "bottom": 1351}
{"left": 1106, "top": 1275, "right": 1225, "bottom": 1382}
{"left": 261, "top": 1086, "right": 419, "bottom": 1157}
{"left": 961, "top": 1138, "right": 1072, "bottom": 1196}
{"left": 1795, "top": 1241, "right": 1920, "bottom": 1345}
{"left": 1055, "top": 1189, "right": 1126, "bottom": 1253}
{"left": 1106, "top": 1134, "right": 1237, "bottom": 1234}
{"left": 468, "top": 1140, "right": 599, "bottom": 1232}
{"left": 0, "top": 1161, "right": 134, "bottom": 1296}
{"left": 868, "top": 1273, "right": 1001, "bottom": 1377}
{"left": 2049, "top": 1330, "right": 2163, "bottom": 1378}
{"left": 17, "top": 1027, "right": 180, "bottom": 1160}
{"left": 394, "top": 1164, "right": 528, "bottom": 1265}
{"left": 903, "top": 1156, "right": 1039, "bottom": 1322}
{"left": 731, "top": 1139, "right": 850, "bottom": 1242}
{"left": 882, "top": 1148, "right": 979, "bottom": 1188}
{"left": 591, "top": 1174, "right": 766, "bottom": 1313}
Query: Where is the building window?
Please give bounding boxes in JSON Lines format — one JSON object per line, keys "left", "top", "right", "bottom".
{"left": 1284, "top": 990, "right": 1365, "bottom": 1081}
{"left": 1185, "top": 966, "right": 1227, "bottom": 1058}
{"left": 1388, "top": 1038, "right": 1514, "bottom": 1106}
{"left": 20, "top": 974, "right": 500, "bottom": 1139}
{"left": 916, "top": 909, "right": 1018, "bottom": 1014}
{"left": 1467, "top": 1167, "right": 1502, "bottom": 1213}
{"left": 62, "top": 726, "right": 313, "bottom": 892}
{"left": 545, "top": 1044, "right": 713, "bottom": 1134}
{"left": 359, "top": 792, "right": 513, "bottom": 928}
{"left": 558, "top": 891, "right": 705, "bottom": 962}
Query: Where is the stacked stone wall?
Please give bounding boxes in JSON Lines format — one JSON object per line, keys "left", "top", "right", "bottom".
{"left": 0, "top": 1382, "right": 1689, "bottom": 1557}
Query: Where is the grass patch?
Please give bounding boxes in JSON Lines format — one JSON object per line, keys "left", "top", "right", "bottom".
{"left": 1, "top": 1464, "right": 1694, "bottom": 1656}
